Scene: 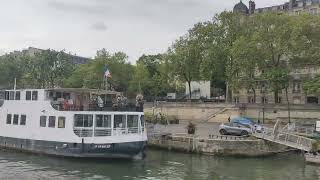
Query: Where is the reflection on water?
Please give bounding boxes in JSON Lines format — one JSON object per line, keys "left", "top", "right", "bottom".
{"left": 0, "top": 149, "right": 318, "bottom": 180}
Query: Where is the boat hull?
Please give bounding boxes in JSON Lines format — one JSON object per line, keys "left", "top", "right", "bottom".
{"left": 0, "top": 136, "right": 147, "bottom": 159}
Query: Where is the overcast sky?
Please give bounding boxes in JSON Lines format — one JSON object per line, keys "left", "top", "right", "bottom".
{"left": 0, "top": 0, "right": 288, "bottom": 62}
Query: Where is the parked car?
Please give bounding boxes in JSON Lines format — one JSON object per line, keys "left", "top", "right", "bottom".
{"left": 231, "top": 117, "right": 264, "bottom": 133}
{"left": 219, "top": 122, "right": 253, "bottom": 136}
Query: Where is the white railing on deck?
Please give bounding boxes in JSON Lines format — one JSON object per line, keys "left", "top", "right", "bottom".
{"left": 73, "top": 128, "right": 93, "bottom": 137}
{"left": 94, "top": 128, "right": 112, "bottom": 136}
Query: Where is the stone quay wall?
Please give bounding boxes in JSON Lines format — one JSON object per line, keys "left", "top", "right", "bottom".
{"left": 144, "top": 102, "right": 320, "bottom": 124}
{"left": 148, "top": 134, "right": 291, "bottom": 156}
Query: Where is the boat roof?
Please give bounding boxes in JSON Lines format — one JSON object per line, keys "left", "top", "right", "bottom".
{"left": 46, "top": 88, "right": 120, "bottom": 95}
{"left": 2, "top": 88, "right": 120, "bottom": 95}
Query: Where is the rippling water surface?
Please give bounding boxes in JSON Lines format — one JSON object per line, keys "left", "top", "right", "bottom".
{"left": 0, "top": 149, "right": 319, "bottom": 180}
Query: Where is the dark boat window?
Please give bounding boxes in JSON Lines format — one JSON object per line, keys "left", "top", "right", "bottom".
{"left": 114, "top": 115, "right": 126, "bottom": 128}
{"left": 13, "top": 114, "right": 19, "bottom": 125}
{"left": 95, "top": 115, "right": 111, "bottom": 128}
{"left": 140, "top": 115, "right": 145, "bottom": 131}
{"left": 9, "top": 91, "right": 14, "bottom": 100}
{"left": 6, "top": 114, "right": 12, "bottom": 124}
{"left": 32, "top": 91, "right": 38, "bottom": 101}
{"left": 0, "top": 91, "right": 5, "bottom": 100}
{"left": 56, "top": 92, "right": 62, "bottom": 99}
{"left": 58, "top": 117, "right": 66, "bottom": 128}
{"left": 4, "top": 91, "right": 9, "bottom": 100}
{"left": 127, "top": 115, "right": 139, "bottom": 128}
{"left": 48, "top": 116, "right": 56, "bottom": 128}
{"left": 40, "top": 116, "right": 47, "bottom": 127}
{"left": 15, "top": 91, "right": 20, "bottom": 100}
{"left": 74, "top": 114, "right": 93, "bottom": 127}
{"left": 26, "top": 91, "right": 31, "bottom": 100}
{"left": 84, "top": 115, "right": 93, "bottom": 127}
{"left": 20, "top": 115, "right": 26, "bottom": 125}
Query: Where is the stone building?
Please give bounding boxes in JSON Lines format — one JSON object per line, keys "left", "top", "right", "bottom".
{"left": 232, "top": 1, "right": 320, "bottom": 105}
{"left": 8, "top": 47, "right": 90, "bottom": 65}
{"left": 233, "top": 0, "right": 320, "bottom": 15}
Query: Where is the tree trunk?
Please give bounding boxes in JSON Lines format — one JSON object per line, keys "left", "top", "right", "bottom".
{"left": 188, "top": 81, "right": 192, "bottom": 100}
{"left": 274, "top": 89, "right": 279, "bottom": 104}
{"left": 285, "top": 87, "right": 291, "bottom": 124}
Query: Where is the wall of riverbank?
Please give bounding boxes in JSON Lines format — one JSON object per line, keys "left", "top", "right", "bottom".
{"left": 148, "top": 134, "right": 292, "bottom": 157}
{"left": 144, "top": 102, "right": 320, "bottom": 124}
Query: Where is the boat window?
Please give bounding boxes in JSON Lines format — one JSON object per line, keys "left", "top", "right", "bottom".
{"left": 48, "top": 116, "right": 56, "bottom": 128}
{"left": 9, "top": 91, "right": 14, "bottom": 100}
{"left": 40, "top": 116, "right": 47, "bottom": 127}
{"left": 58, "top": 117, "right": 66, "bottom": 128}
{"left": 4, "top": 91, "right": 9, "bottom": 100}
{"left": 6, "top": 114, "right": 12, "bottom": 124}
{"left": 26, "top": 91, "right": 31, "bottom": 100}
{"left": 20, "top": 115, "right": 26, "bottom": 125}
{"left": 127, "top": 115, "right": 139, "bottom": 128}
{"left": 114, "top": 115, "right": 126, "bottom": 128}
{"left": 15, "top": 91, "right": 20, "bottom": 100}
{"left": 140, "top": 115, "right": 145, "bottom": 131}
{"left": 95, "top": 115, "right": 111, "bottom": 128}
{"left": 74, "top": 114, "right": 93, "bottom": 127}
{"left": 0, "top": 91, "right": 5, "bottom": 100}
{"left": 32, "top": 91, "right": 38, "bottom": 101}
{"left": 13, "top": 114, "right": 19, "bottom": 125}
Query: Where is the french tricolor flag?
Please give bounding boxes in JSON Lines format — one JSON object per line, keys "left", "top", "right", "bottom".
{"left": 104, "top": 65, "right": 112, "bottom": 78}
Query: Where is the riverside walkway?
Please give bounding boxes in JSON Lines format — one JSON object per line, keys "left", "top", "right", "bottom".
{"left": 253, "top": 121, "right": 315, "bottom": 152}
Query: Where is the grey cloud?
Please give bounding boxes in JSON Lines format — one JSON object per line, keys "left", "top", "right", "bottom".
{"left": 92, "top": 22, "right": 107, "bottom": 31}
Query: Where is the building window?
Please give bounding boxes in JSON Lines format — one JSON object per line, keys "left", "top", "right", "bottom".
{"left": 40, "top": 116, "right": 47, "bottom": 127}
{"left": 9, "top": 91, "right": 14, "bottom": 100}
{"left": 307, "top": 97, "right": 319, "bottom": 104}
{"left": 48, "top": 116, "right": 56, "bottom": 128}
{"left": 32, "top": 91, "right": 38, "bottom": 101}
{"left": 248, "top": 97, "right": 255, "bottom": 104}
{"left": 310, "top": 8, "right": 318, "bottom": 15}
{"left": 262, "top": 97, "right": 268, "bottom": 104}
{"left": 15, "top": 91, "right": 20, "bottom": 100}
{"left": 6, "top": 114, "right": 12, "bottom": 124}
{"left": 58, "top": 117, "right": 66, "bottom": 128}
{"left": 20, "top": 115, "right": 26, "bottom": 125}
{"left": 95, "top": 115, "right": 111, "bottom": 128}
{"left": 13, "top": 114, "right": 19, "bottom": 125}
{"left": 26, "top": 91, "right": 31, "bottom": 100}
{"left": 74, "top": 114, "right": 93, "bottom": 127}
{"left": 114, "top": 115, "right": 126, "bottom": 128}
{"left": 293, "top": 82, "right": 301, "bottom": 93}
{"left": 277, "top": 97, "right": 282, "bottom": 104}
{"left": 233, "top": 97, "right": 239, "bottom": 104}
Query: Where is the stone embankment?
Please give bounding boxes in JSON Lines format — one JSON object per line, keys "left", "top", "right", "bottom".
{"left": 145, "top": 102, "right": 320, "bottom": 124}
{"left": 148, "top": 133, "right": 292, "bottom": 157}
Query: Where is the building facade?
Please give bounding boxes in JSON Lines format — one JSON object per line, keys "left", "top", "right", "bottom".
{"left": 234, "top": 0, "right": 320, "bottom": 15}
{"left": 232, "top": 1, "right": 320, "bottom": 105}
{"left": 8, "top": 47, "right": 90, "bottom": 65}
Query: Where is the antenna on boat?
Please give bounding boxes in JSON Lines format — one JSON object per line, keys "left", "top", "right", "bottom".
{"left": 14, "top": 78, "right": 17, "bottom": 90}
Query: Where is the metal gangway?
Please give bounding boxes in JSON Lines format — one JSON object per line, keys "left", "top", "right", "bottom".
{"left": 253, "top": 121, "right": 315, "bottom": 152}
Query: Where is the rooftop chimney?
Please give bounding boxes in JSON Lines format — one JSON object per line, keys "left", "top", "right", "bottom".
{"left": 249, "top": 0, "right": 256, "bottom": 15}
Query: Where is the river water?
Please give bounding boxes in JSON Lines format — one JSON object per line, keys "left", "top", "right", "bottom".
{"left": 0, "top": 149, "right": 319, "bottom": 180}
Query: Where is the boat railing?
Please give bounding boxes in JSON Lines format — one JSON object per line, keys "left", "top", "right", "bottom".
{"left": 51, "top": 101, "right": 142, "bottom": 112}
{"left": 94, "top": 128, "right": 112, "bottom": 137}
{"left": 73, "top": 127, "right": 143, "bottom": 137}
{"left": 73, "top": 128, "right": 93, "bottom": 137}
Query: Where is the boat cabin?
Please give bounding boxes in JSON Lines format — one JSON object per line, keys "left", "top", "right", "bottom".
{"left": 0, "top": 88, "right": 142, "bottom": 112}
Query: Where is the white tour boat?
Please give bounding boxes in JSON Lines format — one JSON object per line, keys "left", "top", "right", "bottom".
{"left": 0, "top": 88, "right": 147, "bottom": 159}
